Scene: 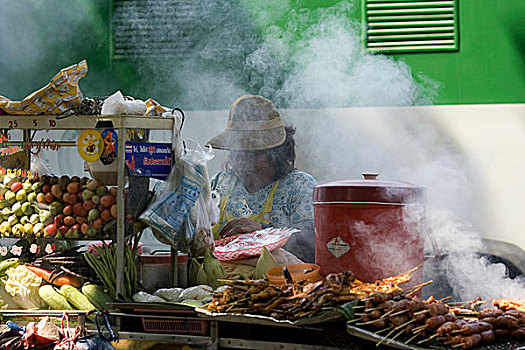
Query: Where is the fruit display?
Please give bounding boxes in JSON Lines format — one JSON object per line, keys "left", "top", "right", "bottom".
{"left": 0, "top": 173, "right": 119, "bottom": 239}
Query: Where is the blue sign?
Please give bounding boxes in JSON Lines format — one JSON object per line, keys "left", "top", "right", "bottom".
{"left": 125, "top": 142, "right": 172, "bottom": 179}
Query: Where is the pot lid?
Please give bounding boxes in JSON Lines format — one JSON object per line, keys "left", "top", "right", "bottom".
{"left": 313, "top": 173, "right": 425, "bottom": 204}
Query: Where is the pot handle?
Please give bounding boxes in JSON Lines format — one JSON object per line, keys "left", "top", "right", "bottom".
{"left": 422, "top": 218, "right": 440, "bottom": 260}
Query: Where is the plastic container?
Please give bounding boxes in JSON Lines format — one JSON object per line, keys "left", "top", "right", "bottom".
{"left": 138, "top": 252, "right": 189, "bottom": 290}
{"left": 266, "top": 263, "right": 323, "bottom": 286}
{"left": 313, "top": 173, "right": 426, "bottom": 284}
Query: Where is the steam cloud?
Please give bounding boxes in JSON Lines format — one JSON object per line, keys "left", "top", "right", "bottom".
{"left": 1, "top": 0, "right": 523, "bottom": 301}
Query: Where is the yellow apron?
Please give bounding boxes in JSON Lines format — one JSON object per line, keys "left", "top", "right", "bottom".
{"left": 212, "top": 179, "right": 281, "bottom": 239}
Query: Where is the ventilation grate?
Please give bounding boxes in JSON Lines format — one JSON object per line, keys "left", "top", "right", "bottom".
{"left": 111, "top": 0, "right": 195, "bottom": 59}
{"left": 363, "top": 0, "right": 459, "bottom": 53}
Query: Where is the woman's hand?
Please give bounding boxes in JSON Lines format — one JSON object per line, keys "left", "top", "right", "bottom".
{"left": 219, "top": 218, "right": 263, "bottom": 238}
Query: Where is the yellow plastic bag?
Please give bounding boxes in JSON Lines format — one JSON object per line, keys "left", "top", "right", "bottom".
{"left": 0, "top": 60, "right": 88, "bottom": 115}
{"left": 144, "top": 98, "right": 170, "bottom": 116}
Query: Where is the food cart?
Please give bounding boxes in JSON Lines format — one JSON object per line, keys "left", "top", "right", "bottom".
{"left": 0, "top": 63, "right": 524, "bottom": 350}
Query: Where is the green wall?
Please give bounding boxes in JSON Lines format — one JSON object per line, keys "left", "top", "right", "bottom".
{"left": 385, "top": 0, "right": 525, "bottom": 104}
{"left": 1, "top": 0, "right": 523, "bottom": 109}
{"left": 248, "top": 0, "right": 525, "bottom": 105}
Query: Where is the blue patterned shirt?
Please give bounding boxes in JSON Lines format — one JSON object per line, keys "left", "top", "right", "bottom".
{"left": 211, "top": 170, "right": 317, "bottom": 262}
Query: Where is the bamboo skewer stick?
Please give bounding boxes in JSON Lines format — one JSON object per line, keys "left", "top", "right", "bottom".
{"left": 412, "top": 324, "right": 428, "bottom": 333}
{"left": 405, "top": 332, "right": 420, "bottom": 344}
{"left": 439, "top": 296, "right": 453, "bottom": 303}
{"left": 417, "top": 334, "right": 438, "bottom": 344}
{"left": 393, "top": 319, "right": 416, "bottom": 331}
{"left": 388, "top": 309, "right": 409, "bottom": 317}
{"left": 412, "top": 325, "right": 426, "bottom": 332}
{"left": 403, "top": 265, "right": 422, "bottom": 275}
{"left": 412, "top": 279, "right": 434, "bottom": 289}
{"left": 381, "top": 309, "right": 395, "bottom": 318}
{"left": 375, "top": 327, "right": 393, "bottom": 335}
{"left": 413, "top": 309, "right": 430, "bottom": 315}
{"left": 406, "top": 280, "right": 434, "bottom": 297}
{"left": 375, "top": 327, "right": 398, "bottom": 347}
{"left": 452, "top": 344, "right": 464, "bottom": 348}
{"left": 356, "top": 319, "right": 385, "bottom": 326}
{"left": 364, "top": 307, "right": 381, "bottom": 312}
{"left": 388, "top": 328, "right": 405, "bottom": 344}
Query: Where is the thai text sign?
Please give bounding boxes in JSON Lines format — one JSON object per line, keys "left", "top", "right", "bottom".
{"left": 125, "top": 142, "right": 172, "bottom": 179}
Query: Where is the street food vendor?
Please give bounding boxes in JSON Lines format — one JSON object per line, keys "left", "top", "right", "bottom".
{"left": 206, "top": 95, "right": 317, "bottom": 263}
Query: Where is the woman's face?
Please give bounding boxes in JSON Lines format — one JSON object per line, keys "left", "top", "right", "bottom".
{"left": 229, "top": 150, "right": 275, "bottom": 192}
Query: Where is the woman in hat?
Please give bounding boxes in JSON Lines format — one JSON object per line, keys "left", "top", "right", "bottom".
{"left": 207, "top": 95, "right": 317, "bottom": 263}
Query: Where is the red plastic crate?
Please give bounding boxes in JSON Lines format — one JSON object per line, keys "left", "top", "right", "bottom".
{"left": 135, "top": 308, "right": 210, "bottom": 335}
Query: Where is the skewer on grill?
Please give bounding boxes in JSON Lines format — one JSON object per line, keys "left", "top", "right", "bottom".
{"left": 406, "top": 280, "right": 433, "bottom": 297}
{"left": 417, "top": 333, "right": 438, "bottom": 344}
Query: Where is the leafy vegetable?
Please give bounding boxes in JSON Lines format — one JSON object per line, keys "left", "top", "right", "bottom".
{"left": 3, "top": 265, "right": 45, "bottom": 309}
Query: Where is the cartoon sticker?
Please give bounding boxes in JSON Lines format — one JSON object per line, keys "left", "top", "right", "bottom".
{"left": 327, "top": 236, "right": 351, "bottom": 258}
{"left": 77, "top": 129, "right": 103, "bottom": 162}
{"left": 100, "top": 129, "right": 118, "bottom": 165}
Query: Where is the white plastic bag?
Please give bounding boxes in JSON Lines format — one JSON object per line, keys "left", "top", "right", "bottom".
{"left": 30, "top": 151, "right": 53, "bottom": 176}
{"left": 184, "top": 140, "right": 215, "bottom": 256}
{"left": 153, "top": 288, "right": 184, "bottom": 302}
{"left": 209, "top": 191, "right": 220, "bottom": 226}
{"left": 189, "top": 194, "right": 215, "bottom": 256}
{"left": 139, "top": 139, "right": 214, "bottom": 251}
{"left": 101, "top": 91, "right": 147, "bottom": 115}
{"left": 139, "top": 159, "right": 202, "bottom": 249}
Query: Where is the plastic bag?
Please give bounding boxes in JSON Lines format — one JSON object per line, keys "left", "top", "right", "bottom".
{"left": 132, "top": 291, "right": 165, "bottom": 303}
{"left": 139, "top": 158, "right": 202, "bottom": 249}
{"left": 140, "top": 139, "right": 213, "bottom": 252}
{"left": 100, "top": 91, "right": 147, "bottom": 116}
{"left": 30, "top": 151, "right": 54, "bottom": 177}
{"left": 153, "top": 288, "right": 183, "bottom": 302}
{"left": 184, "top": 140, "right": 215, "bottom": 256}
{"left": 0, "top": 60, "right": 87, "bottom": 115}
{"left": 209, "top": 191, "right": 220, "bottom": 226}
{"left": 189, "top": 194, "right": 215, "bottom": 256}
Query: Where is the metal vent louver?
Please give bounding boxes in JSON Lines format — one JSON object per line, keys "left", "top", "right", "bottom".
{"left": 363, "top": 0, "right": 459, "bottom": 53}
{"left": 111, "top": 0, "right": 195, "bottom": 58}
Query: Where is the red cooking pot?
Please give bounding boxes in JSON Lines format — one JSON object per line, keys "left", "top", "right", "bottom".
{"left": 314, "top": 173, "right": 435, "bottom": 286}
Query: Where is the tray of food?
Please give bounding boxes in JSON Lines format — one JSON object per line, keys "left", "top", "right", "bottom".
{"left": 197, "top": 268, "right": 421, "bottom": 327}
{"left": 345, "top": 293, "right": 525, "bottom": 350}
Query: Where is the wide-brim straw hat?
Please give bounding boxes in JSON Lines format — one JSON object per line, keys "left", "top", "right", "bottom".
{"left": 206, "top": 95, "right": 286, "bottom": 151}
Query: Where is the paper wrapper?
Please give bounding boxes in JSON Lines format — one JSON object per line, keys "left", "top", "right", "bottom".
{"left": 0, "top": 60, "right": 88, "bottom": 115}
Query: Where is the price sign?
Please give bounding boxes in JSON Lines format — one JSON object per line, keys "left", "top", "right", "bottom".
{"left": 45, "top": 244, "right": 55, "bottom": 254}
{"left": 10, "top": 245, "right": 22, "bottom": 256}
